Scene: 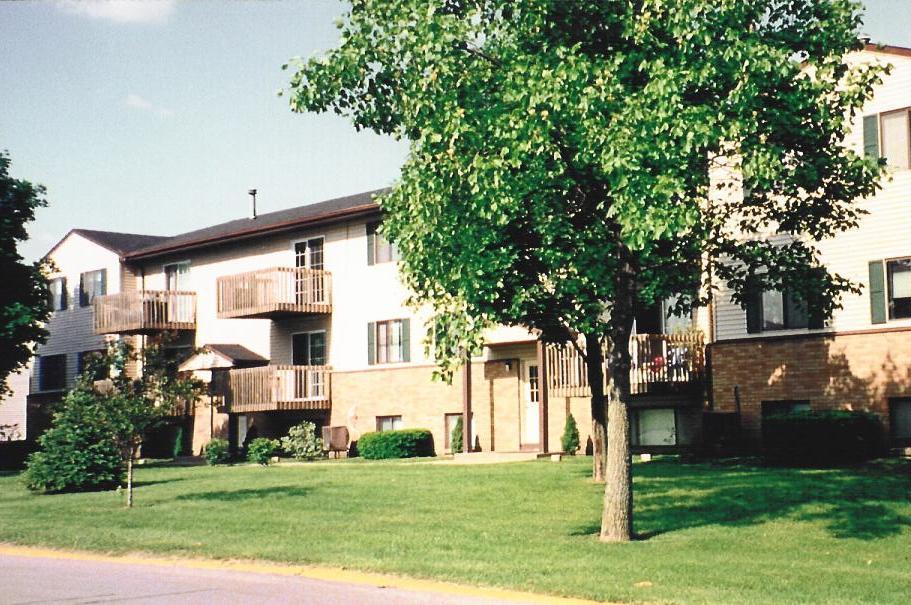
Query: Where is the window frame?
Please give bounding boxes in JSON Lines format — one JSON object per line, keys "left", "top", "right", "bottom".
{"left": 163, "top": 261, "right": 191, "bottom": 292}
{"left": 291, "top": 329, "right": 328, "bottom": 366}
{"left": 747, "top": 284, "right": 817, "bottom": 333}
{"left": 630, "top": 408, "right": 678, "bottom": 447}
{"left": 371, "top": 319, "right": 408, "bottom": 365}
{"left": 79, "top": 268, "right": 107, "bottom": 307}
{"left": 864, "top": 108, "right": 911, "bottom": 169}
{"left": 39, "top": 354, "right": 67, "bottom": 392}
{"left": 48, "top": 276, "right": 67, "bottom": 312}
{"left": 366, "top": 221, "right": 399, "bottom": 265}
{"left": 376, "top": 415, "right": 403, "bottom": 432}
{"left": 885, "top": 257, "right": 911, "bottom": 320}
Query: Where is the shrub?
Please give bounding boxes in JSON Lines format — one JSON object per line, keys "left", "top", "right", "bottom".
{"left": 561, "top": 413, "right": 581, "bottom": 454}
{"left": 23, "top": 388, "right": 124, "bottom": 492}
{"left": 359, "top": 429, "right": 435, "bottom": 460}
{"left": 281, "top": 421, "right": 323, "bottom": 461}
{"left": 172, "top": 425, "right": 185, "bottom": 458}
{"left": 204, "top": 438, "right": 231, "bottom": 465}
{"left": 763, "top": 410, "right": 883, "bottom": 466}
{"left": 247, "top": 437, "right": 280, "bottom": 465}
{"left": 450, "top": 416, "right": 463, "bottom": 454}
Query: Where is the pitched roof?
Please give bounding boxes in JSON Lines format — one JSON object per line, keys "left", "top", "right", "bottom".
{"left": 126, "top": 189, "right": 384, "bottom": 260}
{"left": 864, "top": 42, "right": 911, "bottom": 58}
{"left": 204, "top": 344, "right": 268, "bottom": 364}
{"left": 71, "top": 229, "right": 170, "bottom": 255}
{"left": 177, "top": 344, "right": 268, "bottom": 372}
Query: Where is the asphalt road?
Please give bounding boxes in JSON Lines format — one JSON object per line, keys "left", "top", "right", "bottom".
{"left": 0, "top": 553, "right": 527, "bottom": 605}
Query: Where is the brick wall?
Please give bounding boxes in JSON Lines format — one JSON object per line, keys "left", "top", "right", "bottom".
{"left": 710, "top": 329, "right": 911, "bottom": 443}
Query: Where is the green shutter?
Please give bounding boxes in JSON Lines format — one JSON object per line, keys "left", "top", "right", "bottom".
{"left": 367, "top": 322, "right": 376, "bottom": 365}
{"left": 60, "top": 277, "right": 68, "bottom": 310}
{"left": 863, "top": 115, "right": 880, "bottom": 159}
{"left": 79, "top": 273, "right": 87, "bottom": 307}
{"left": 401, "top": 318, "right": 411, "bottom": 362}
{"left": 99, "top": 269, "right": 107, "bottom": 296}
{"left": 745, "top": 279, "right": 763, "bottom": 334}
{"left": 869, "top": 260, "right": 887, "bottom": 324}
{"left": 366, "top": 223, "right": 376, "bottom": 266}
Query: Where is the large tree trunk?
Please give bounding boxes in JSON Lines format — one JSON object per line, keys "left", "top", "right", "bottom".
{"left": 600, "top": 302, "right": 635, "bottom": 542}
{"left": 585, "top": 333, "right": 607, "bottom": 483}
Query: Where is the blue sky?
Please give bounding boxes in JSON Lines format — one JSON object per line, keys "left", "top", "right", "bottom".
{"left": 2, "top": 0, "right": 909, "bottom": 261}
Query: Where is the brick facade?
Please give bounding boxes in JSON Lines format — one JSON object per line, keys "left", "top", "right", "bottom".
{"left": 711, "top": 329, "right": 911, "bottom": 443}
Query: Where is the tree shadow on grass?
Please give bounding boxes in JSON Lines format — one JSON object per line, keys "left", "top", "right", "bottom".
{"left": 175, "top": 486, "right": 312, "bottom": 502}
{"left": 573, "top": 458, "right": 911, "bottom": 541}
{"left": 133, "top": 478, "right": 186, "bottom": 488}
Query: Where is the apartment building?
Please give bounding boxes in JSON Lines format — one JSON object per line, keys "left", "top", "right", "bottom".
{"left": 29, "top": 43, "right": 910, "bottom": 458}
{"left": 709, "top": 44, "right": 911, "bottom": 448}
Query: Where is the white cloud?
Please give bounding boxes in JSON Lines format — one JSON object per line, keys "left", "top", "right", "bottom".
{"left": 58, "top": 1, "right": 176, "bottom": 24}
{"left": 125, "top": 93, "right": 173, "bottom": 117}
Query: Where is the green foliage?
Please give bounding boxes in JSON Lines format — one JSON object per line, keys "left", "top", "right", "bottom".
{"left": 763, "top": 410, "right": 883, "bottom": 467}
{"left": 0, "top": 150, "right": 49, "bottom": 397}
{"left": 561, "top": 413, "right": 581, "bottom": 455}
{"left": 172, "top": 425, "right": 185, "bottom": 458}
{"left": 281, "top": 421, "right": 323, "bottom": 461}
{"left": 450, "top": 415, "right": 463, "bottom": 454}
{"left": 247, "top": 438, "right": 280, "bottom": 465}
{"left": 287, "top": 0, "right": 885, "bottom": 378}
{"left": 23, "top": 386, "right": 123, "bottom": 492}
{"left": 359, "top": 429, "right": 435, "bottom": 460}
{"left": 204, "top": 438, "right": 231, "bottom": 465}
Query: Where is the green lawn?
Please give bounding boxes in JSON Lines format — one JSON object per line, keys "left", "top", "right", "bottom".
{"left": 1, "top": 456, "right": 909, "bottom": 604}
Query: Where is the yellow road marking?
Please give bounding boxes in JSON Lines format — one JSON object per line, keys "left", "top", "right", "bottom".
{"left": 0, "top": 543, "right": 607, "bottom": 604}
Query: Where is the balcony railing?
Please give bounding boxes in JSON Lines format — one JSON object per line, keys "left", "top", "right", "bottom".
{"left": 94, "top": 290, "right": 197, "bottom": 334}
{"left": 225, "top": 365, "right": 331, "bottom": 413}
{"left": 217, "top": 267, "right": 332, "bottom": 319}
{"left": 546, "top": 331, "right": 705, "bottom": 398}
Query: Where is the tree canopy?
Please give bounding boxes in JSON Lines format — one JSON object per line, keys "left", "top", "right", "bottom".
{"left": 288, "top": 0, "right": 884, "bottom": 541}
{"left": 0, "top": 150, "right": 49, "bottom": 395}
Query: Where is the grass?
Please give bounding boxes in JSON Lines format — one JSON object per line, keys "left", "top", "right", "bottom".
{"left": 1, "top": 456, "right": 910, "bottom": 604}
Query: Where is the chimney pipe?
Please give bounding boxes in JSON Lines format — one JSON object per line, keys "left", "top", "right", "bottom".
{"left": 248, "top": 189, "right": 257, "bottom": 219}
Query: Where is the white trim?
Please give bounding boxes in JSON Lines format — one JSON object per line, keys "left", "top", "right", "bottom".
{"left": 163, "top": 260, "right": 191, "bottom": 291}
{"left": 289, "top": 235, "right": 326, "bottom": 269}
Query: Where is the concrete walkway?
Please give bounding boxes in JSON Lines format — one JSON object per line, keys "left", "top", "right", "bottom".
{"left": 0, "top": 545, "right": 602, "bottom": 605}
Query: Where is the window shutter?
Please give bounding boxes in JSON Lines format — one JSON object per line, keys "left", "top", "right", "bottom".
{"left": 869, "top": 260, "right": 887, "bottom": 324}
{"left": 99, "top": 269, "right": 107, "bottom": 296}
{"left": 60, "top": 277, "right": 68, "bottom": 310}
{"left": 863, "top": 115, "right": 880, "bottom": 159}
{"left": 79, "top": 273, "right": 87, "bottom": 307}
{"left": 367, "top": 322, "right": 376, "bottom": 365}
{"left": 401, "top": 318, "right": 411, "bottom": 362}
{"left": 745, "top": 279, "right": 763, "bottom": 334}
{"left": 808, "top": 300, "right": 825, "bottom": 330}
{"left": 366, "top": 223, "right": 376, "bottom": 266}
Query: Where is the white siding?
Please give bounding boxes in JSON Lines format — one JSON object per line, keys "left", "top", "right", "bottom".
{"left": 31, "top": 233, "right": 121, "bottom": 393}
{"left": 0, "top": 366, "right": 30, "bottom": 441}
{"left": 715, "top": 50, "right": 911, "bottom": 341}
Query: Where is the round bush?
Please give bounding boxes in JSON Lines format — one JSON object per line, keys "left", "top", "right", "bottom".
{"left": 358, "top": 429, "right": 435, "bottom": 460}
{"left": 247, "top": 437, "right": 280, "bottom": 465}
{"left": 204, "top": 438, "right": 231, "bottom": 465}
{"left": 281, "top": 421, "right": 323, "bottom": 461}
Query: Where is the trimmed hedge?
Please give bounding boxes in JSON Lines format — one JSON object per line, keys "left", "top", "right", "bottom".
{"left": 358, "top": 429, "right": 435, "bottom": 460}
{"left": 763, "top": 410, "right": 883, "bottom": 466}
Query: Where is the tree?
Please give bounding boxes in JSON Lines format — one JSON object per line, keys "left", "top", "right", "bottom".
{"left": 287, "top": 1, "right": 883, "bottom": 541}
{"left": 561, "top": 413, "right": 580, "bottom": 455}
{"left": 451, "top": 415, "right": 464, "bottom": 454}
{"left": 0, "top": 150, "right": 49, "bottom": 396}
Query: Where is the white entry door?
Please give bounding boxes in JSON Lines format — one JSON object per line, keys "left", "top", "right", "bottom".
{"left": 522, "top": 363, "right": 540, "bottom": 446}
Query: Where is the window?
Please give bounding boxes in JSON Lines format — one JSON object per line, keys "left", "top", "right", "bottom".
{"left": 295, "top": 238, "right": 324, "bottom": 270}
{"left": 164, "top": 262, "right": 190, "bottom": 291}
{"left": 528, "top": 365, "right": 540, "bottom": 403}
{"left": 48, "top": 277, "right": 67, "bottom": 311}
{"left": 79, "top": 269, "right": 106, "bottom": 307}
{"left": 863, "top": 109, "right": 911, "bottom": 169}
{"left": 368, "top": 319, "right": 410, "bottom": 364}
{"left": 887, "top": 258, "right": 911, "bottom": 320}
{"left": 367, "top": 221, "right": 399, "bottom": 265}
{"left": 746, "top": 285, "right": 816, "bottom": 333}
{"left": 77, "top": 350, "right": 108, "bottom": 381}
{"left": 294, "top": 238, "right": 326, "bottom": 304}
{"left": 292, "top": 331, "right": 327, "bottom": 365}
{"left": 890, "top": 398, "right": 911, "bottom": 444}
{"left": 376, "top": 415, "right": 403, "bottom": 432}
{"left": 761, "top": 400, "right": 811, "bottom": 418}
{"left": 630, "top": 408, "right": 677, "bottom": 446}
{"left": 39, "top": 354, "right": 67, "bottom": 391}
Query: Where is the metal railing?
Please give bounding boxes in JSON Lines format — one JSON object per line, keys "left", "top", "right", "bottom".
{"left": 225, "top": 365, "right": 331, "bottom": 413}
{"left": 546, "top": 331, "right": 705, "bottom": 397}
{"left": 94, "top": 290, "right": 196, "bottom": 334}
{"left": 216, "top": 267, "right": 332, "bottom": 318}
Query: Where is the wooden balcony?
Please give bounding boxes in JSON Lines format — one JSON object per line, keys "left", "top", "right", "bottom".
{"left": 546, "top": 331, "right": 705, "bottom": 399}
{"left": 217, "top": 267, "right": 332, "bottom": 319}
{"left": 94, "top": 290, "right": 197, "bottom": 335}
{"left": 225, "top": 365, "right": 331, "bottom": 413}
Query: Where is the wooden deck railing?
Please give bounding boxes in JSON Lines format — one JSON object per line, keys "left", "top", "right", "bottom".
{"left": 225, "top": 365, "right": 331, "bottom": 413}
{"left": 94, "top": 290, "right": 197, "bottom": 334}
{"left": 217, "top": 267, "right": 332, "bottom": 318}
{"left": 546, "top": 331, "right": 705, "bottom": 397}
